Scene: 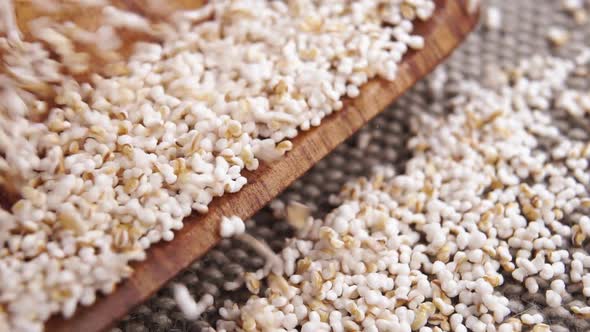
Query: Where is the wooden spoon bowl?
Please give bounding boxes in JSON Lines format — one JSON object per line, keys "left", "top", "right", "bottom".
{"left": 8, "top": 0, "right": 480, "bottom": 331}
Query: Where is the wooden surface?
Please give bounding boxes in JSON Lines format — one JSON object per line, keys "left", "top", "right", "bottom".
{"left": 13, "top": 0, "right": 480, "bottom": 330}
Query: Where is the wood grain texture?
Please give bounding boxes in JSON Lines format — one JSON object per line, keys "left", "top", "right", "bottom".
{"left": 36, "top": 0, "right": 479, "bottom": 331}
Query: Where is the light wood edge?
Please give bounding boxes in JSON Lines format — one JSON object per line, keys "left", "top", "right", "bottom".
{"left": 46, "top": 1, "right": 479, "bottom": 331}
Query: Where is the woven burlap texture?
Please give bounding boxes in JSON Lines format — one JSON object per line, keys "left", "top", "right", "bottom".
{"left": 114, "top": 0, "right": 590, "bottom": 331}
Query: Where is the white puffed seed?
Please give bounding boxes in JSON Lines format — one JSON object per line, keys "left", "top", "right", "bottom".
{"left": 546, "top": 26, "right": 570, "bottom": 47}
{"left": 219, "top": 216, "right": 246, "bottom": 238}
{"left": 545, "top": 290, "right": 562, "bottom": 307}
{"left": 172, "top": 283, "right": 214, "bottom": 320}
{"left": 561, "top": 0, "right": 588, "bottom": 23}
{"left": 484, "top": 7, "right": 502, "bottom": 30}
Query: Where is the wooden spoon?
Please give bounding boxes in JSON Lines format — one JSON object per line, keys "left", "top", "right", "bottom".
{"left": 10, "top": 0, "right": 480, "bottom": 331}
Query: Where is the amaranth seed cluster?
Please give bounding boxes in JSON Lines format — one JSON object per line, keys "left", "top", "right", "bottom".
{"left": 200, "top": 53, "right": 590, "bottom": 332}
